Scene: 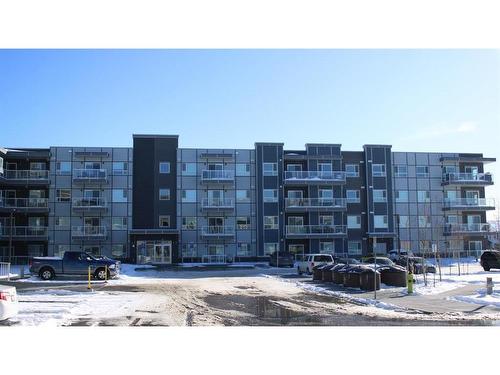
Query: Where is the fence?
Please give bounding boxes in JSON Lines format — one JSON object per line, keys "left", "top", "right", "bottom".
{"left": 0, "top": 262, "right": 11, "bottom": 280}
{"left": 0, "top": 256, "right": 31, "bottom": 265}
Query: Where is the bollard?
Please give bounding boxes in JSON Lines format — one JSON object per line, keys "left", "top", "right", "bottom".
{"left": 407, "top": 270, "right": 414, "bottom": 294}
{"left": 20, "top": 266, "right": 25, "bottom": 278}
{"left": 87, "top": 266, "right": 92, "bottom": 290}
{"left": 486, "top": 277, "right": 493, "bottom": 295}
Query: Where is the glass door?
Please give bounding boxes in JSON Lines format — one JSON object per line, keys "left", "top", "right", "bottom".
{"left": 153, "top": 242, "right": 172, "bottom": 264}
{"left": 465, "top": 190, "right": 479, "bottom": 205}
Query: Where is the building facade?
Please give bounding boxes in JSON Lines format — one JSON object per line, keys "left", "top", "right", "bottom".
{"left": 0, "top": 136, "right": 495, "bottom": 264}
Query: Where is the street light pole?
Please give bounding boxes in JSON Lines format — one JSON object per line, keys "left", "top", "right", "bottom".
{"left": 373, "top": 236, "right": 377, "bottom": 300}
{"left": 396, "top": 214, "right": 401, "bottom": 257}
{"left": 8, "top": 209, "right": 15, "bottom": 263}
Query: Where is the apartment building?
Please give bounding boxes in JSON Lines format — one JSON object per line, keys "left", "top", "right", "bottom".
{"left": 0, "top": 135, "right": 495, "bottom": 264}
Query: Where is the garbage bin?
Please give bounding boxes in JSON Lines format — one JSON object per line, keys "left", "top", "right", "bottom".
{"left": 332, "top": 264, "right": 347, "bottom": 284}
{"left": 359, "top": 268, "right": 381, "bottom": 291}
{"left": 321, "top": 264, "right": 336, "bottom": 282}
{"left": 343, "top": 266, "right": 366, "bottom": 288}
{"left": 379, "top": 265, "right": 407, "bottom": 287}
{"left": 313, "top": 264, "right": 327, "bottom": 281}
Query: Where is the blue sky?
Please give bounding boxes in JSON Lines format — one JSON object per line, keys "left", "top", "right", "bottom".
{"left": 1, "top": 49, "right": 499, "bottom": 205}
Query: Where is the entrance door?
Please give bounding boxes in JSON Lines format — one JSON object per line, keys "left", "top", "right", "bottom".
{"left": 208, "top": 217, "right": 224, "bottom": 234}
{"left": 465, "top": 166, "right": 479, "bottom": 179}
{"left": 465, "top": 190, "right": 479, "bottom": 205}
{"left": 153, "top": 242, "right": 172, "bottom": 264}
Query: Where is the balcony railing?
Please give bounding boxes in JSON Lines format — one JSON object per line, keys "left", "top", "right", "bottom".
{"left": 0, "top": 226, "right": 48, "bottom": 238}
{"left": 284, "top": 171, "right": 346, "bottom": 183}
{"left": 201, "top": 170, "right": 234, "bottom": 182}
{"left": 444, "top": 223, "right": 490, "bottom": 234}
{"left": 72, "top": 197, "right": 108, "bottom": 210}
{"left": 1, "top": 170, "right": 49, "bottom": 182}
{"left": 71, "top": 225, "right": 107, "bottom": 239}
{"left": 200, "top": 225, "right": 235, "bottom": 236}
{"left": 201, "top": 198, "right": 235, "bottom": 209}
{"left": 442, "top": 173, "right": 493, "bottom": 184}
{"left": 286, "top": 224, "right": 347, "bottom": 237}
{"left": 72, "top": 169, "right": 108, "bottom": 182}
{"left": 0, "top": 197, "right": 49, "bottom": 210}
{"left": 285, "top": 197, "right": 346, "bottom": 210}
{"left": 443, "top": 198, "right": 495, "bottom": 210}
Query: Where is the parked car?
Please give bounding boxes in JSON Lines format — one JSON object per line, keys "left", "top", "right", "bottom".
{"left": 480, "top": 250, "right": 500, "bottom": 271}
{"left": 297, "top": 254, "right": 334, "bottom": 275}
{"left": 30, "top": 251, "right": 121, "bottom": 281}
{"left": 333, "top": 257, "right": 360, "bottom": 265}
{"left": 388, "top": 249, "right": 413, "bottom": 261}
{"left": 269, "top": 252, "right": 295, "bottom": 268}
{"left": 363, "top": 257, "right": 394, "bottom": 266}
{"left": 395, "top": 256, "right": 436, "bottom": 274}
{"left": 0, "top": 285, "right": 18, "bottom": 321}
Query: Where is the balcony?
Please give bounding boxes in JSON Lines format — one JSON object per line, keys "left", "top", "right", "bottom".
{"left": 0, "top": 170, "right": 49, "bottom": 185}
{"left": 0, "top": 198, "right": 49, "bottom": 212}
{"left": 200, "top": 170, "right": 234, "bottom": 183}
{"left": 72, "top": 169, "right": 108, "bottom": 184}
{"left": 444, "top": 223, "right": 490, "bottom": 236}
{"left": 72, "top": 197, "right": 108, "bottom": 212}
{"left": 284, "top": 171, "right": 346, "bottom": 185}
{"left": 71, "top": 225, "right": 107, "bottom": 240}
{"left": 0, "top": 226, "right": 48, "bottom": 240}
{"left": 443, "top": 198, "right": 495, "bottom": 211}
{"left": 285, "top": 198, "right": 346, "bottom": 211}
{"left": 201, "top": 198, "right": 235, "bottom": 210}
{"left": 285, "top": 224, "right": 347, "bottom": 238}
{"left": 200, "top": 225, "right": 235, "bottom": 237}
{"left": 442, "top": 173, "right": 493, "bottom": 186}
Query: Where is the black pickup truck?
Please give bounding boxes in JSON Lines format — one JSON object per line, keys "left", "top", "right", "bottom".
{"left": 29, "top": 251, "right": 121, "bottom": 280}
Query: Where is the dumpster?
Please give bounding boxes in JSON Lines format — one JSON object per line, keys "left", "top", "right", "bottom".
{"left": 332, "top": 264, "right": 347, "bottom": 284}
{"left": 313, "top": 264, "right": 327, "bottom": 281}
{"left": 321, "top": 264, "right": 336, "bottom": 282}
{"left": 359, "top": 268, "right": 381, "bottom": 291}
{"left": 379, "top": 265, "right": 407, "bottom": 287}
{"left": 343, "top": 266, "right": 366, "bottom": 288}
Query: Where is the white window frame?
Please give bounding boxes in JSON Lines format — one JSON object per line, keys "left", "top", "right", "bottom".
{"left": 394, "top": 165, "right": 408, "bottom": 177}
{"left": 395, "top": 190, "right": 408, "bottom": 203}
{"left": 348, "top": 241, "right": 362, "bottom": 255}
{"left": 373, "top": 189, "right": 387, "bottom": 202}
{"left": 182, "top": 217, "right": 197, "bottom": 230}
{"left": 112, "top": 217, "right": 128, "bottom": 230}
{"left": 235, "top": 163, "right": 250, "bottom": 176}
{"left": 159, "top": 162, "right": 171, "bottom": 174}
{"left": 264, "top": 216, "right": 279, "bottom": 230}
{"left": 417, "top": 190, "right": 430, "bottom": 203}
{"left": 372, "top": 164, "right": 386, "bottom": 177}
{"left": 181, "top": 189, "right": 197, "bottom": 203}
{"left": 263, "top": 162, "right": 278, "bottom": 176}
{"left": 181, "top": 163, "right": 197, "bottom": 176}
{"left": 159, "top": 188, "right": 171, "bottom": 200}
{"left": 159, "top": 215, "right": 170, "bottom": 228}
{"left": 263, "top": 189, "right": 278, "bottom": 203}
{"left": 347, "top": 215, "right": 361, "bottom": 229}
{"left": 346, "top": 190, "right": 360, "bottom": 203}
{"left": 345, "top": 164, "right": 359, "bottom": 178}
{"left": 112, "top": 189, "right": 128, "bottom": 203}
{"left": 416, "top": 166, "right": 430, "bottom": 178}
{"left": 374, "top": 215, "right": 389, "bottom": 229}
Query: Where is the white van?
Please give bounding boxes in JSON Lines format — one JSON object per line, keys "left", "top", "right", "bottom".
{"left": 297, "top": 254, "right": 334, "bottom": 275}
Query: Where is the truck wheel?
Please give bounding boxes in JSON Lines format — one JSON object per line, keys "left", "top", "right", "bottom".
{"left": 483, "top": 264, "right": 490, "bottom": 272}
{"left": 94, "top": 268, "right": 108, "bottom": 281}
{"left": 297, "top": 267, "right": 303, "bottom": 275}
{"left": 39, "top": 267, "right": 55, "bottom": 281}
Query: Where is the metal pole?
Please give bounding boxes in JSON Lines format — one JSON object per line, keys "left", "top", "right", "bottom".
{"left": 373, "top": 236, "right": 377, "bottom": 300}
{"left": 396, "top": 214, "right": 401, "bottom": 257}
{"left": 8, "top": 209, "right": 14, "bottom": 263}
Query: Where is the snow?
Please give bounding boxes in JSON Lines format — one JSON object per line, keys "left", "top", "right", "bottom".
{"left": 451, "top": 290, "right": 500, "bottom": 308}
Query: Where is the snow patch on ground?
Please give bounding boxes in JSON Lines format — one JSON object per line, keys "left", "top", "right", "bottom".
{"left": 451, "top": 290, "right": 500, "bottom": 308}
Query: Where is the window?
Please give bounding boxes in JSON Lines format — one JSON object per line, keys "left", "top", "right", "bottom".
{"left": 112, "top": 189, "right": 127, "bottom": 202}
{"left": 236, "top": 190, "right": 250, "bottom": 202}
{"left": 181, "top": 190, "right": 196, "bottom": 202}
{"left": 181, "top": 163, "right": 196, "bottom": 176}
{"left": 287, "top": 190, "right": 303, "bottom": 199}
{"left": 318, "top": 163, "right": 332, "bottom": 172}
{"left": 111, "top": 245, "right": 126, "bottom": 258}
{"left": 288, "top": 216, "right": 303, "bottom": 226}
{"left": 286, "top": 164, "right": 302, "bottom": 172}
{"left": 319, "top": 189, "right": 333, "bottom": 199}
{"left": 56, "top": 161, "right": 71, "bottom": 175}
{"left": 348, "top": 241, "right": 362, "bottom": 255}
{"left": 320, "top": 242, "right": 335, "bottom": 254}
{"left": 446, "top": 215, "right": 458, "bottom": 224}
{"left": 236, "top": 163, "right": 250, "bottom": 176}
{"left": 30, "top": 162, "right": 45, "bottom": 170}
{"left": 347, "top": 215, "right": 361, "bottom": 229}
{"left": 159, "top": 162, "right": 170, "bottom": 174}
{"left": 264, "top": 243, "right": 279, "bottom": 255}
{"left": 264, "top": 216, "right": 278, "bottom": 229}
{"left": 395, "top": 190, "right": 408, "bottom": 203}
{"left": 182, "top": 217, "right": 197, "bottom": 230}
{"left": 372, "top": 164, "right": 386, "bottom": 177}
{"left": 417, "top": 190, "right": 430, "bottom": 203}
{"left": 416, "top": 166, "right": 429, "bottom": 178}
{"left": 112, "top": 162, "right": 128, "bottom": 175}
{"left": 263, "top": 189, "right": 278, "bottom": 202}
{"left": 263, "top": 162, "right": 278, "bottom": 176}
{"left": 182, "top": 243, "right": 197, "bottom": 257}
{"left": 237, "top": 243, "right": 251, "bottom": 256}
{"left": 394, "top": 165, "right": 408, "bottom": 177}
{"left": 469, "top": 241, "right": 483, "bottom": 251}
{"left": 398, "top": 215, "right": 409, "bottom": 228}
{"left": 159, "top": 188, "right": 171, "bottom": 200}
{"left": 55, "top": 217, "right": 70, "bottom": 228}
{"left": 346, "top": 190, "right": 360, "bottom": 203}
{"left": 345, "top": 164, "right": 359, "bottom": 177}
{"left": 418, "top": 215, "right": 431, "bottom": 228}
{"left": 112, "top": 217, "right": 127, "bottom": 230}
{"left": 374, "top": 215, "right": 388, "bottom": 228}
{"left": 236, "top": 216, "right": 251, "bottom": 230}
{"left": 319, "top": 215, "right": 333, "bottom": 226}
{"left": 373, "top": 189, "right": 387, "bottom": 202}
{"left": 56, "top": 189, "right": 71, "bottom": 202}
{"left": 54, "top": 245, "right": 70, "bottom": 258}
{"left": 445, "top": 190, "right": 458, "bottom": 200}
{"left": 159, "top": 215, "right": 170, "bottom": 228}
{"left": 289, "top": 244, "right": 304, "bottom": 255}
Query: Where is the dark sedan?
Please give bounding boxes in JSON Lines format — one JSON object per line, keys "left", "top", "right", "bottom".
{"left": 395, "top": 256, "right": 436, "bottom": 274}
{"left": 269, "top": 252, "right": 295, "bottom": 268}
